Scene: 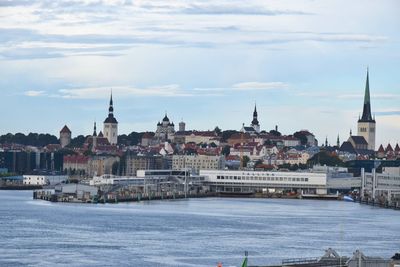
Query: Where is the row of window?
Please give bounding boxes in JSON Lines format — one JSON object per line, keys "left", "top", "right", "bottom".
{"left": 216, "top": 175, "right": 309, "bottom": 182}
{"left": 359, "top": 127, "right": 375, "bottom": 132}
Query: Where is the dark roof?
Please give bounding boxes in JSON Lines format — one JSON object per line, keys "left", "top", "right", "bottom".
{"left": 385, "top": 144, "right": 394, "bottom": 152}
{"left": 377, "top": 144, "right": 385, "bottom": 153}
{"left": 60, "top": 125, "right": 71, "bottom": 134}
{"left": 340, "top": 141, "right": 356, "bottom": 154}
{"left": 162, "top": 114, "right": 169, "bottom": 122}
{"left": 104, "top": 115, "right": 118, "bottom": 124}
{"left": 243, "top": 127, "right": 255, "bottom": 131}
{"left": 350, "top": 136, "right": 368, "bottom": 145}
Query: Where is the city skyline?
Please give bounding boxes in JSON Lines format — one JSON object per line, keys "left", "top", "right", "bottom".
{"left": 0, "top": 0, "right": 399, "bottom": 146}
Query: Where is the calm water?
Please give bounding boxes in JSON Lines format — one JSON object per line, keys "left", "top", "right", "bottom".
{"left": 0, "top": 191, "right": 399, "bottom": 267}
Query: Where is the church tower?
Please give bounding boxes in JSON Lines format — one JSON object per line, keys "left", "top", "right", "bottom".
{"left": 103, "top": 92, "right": 118, "bottom": 145}
{"left": 250, "top": 103, "right": 260, "bottom": 133}
{"left": 357, "top": 69, "right": 376, "bottom": 151}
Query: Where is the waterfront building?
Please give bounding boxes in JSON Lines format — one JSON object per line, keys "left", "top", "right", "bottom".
{"left": 59, "top": 125, "right": 71, "bottom": 148}
{"left": 361, "top": 168, "right": 400, "bottom": 201}
{"left": 55, "top": 183, "right": 98, "bottom": 199}
{"left": 357, "top": 69, "right": 376, "bottom": 151}
{"left": 154, "top": 113, "right": 175, "bottom": 142}
{"left": 200, "top": 169, "right": 328, "bottom": 195}
{"left": 103, "top": 93, "right": 118, "bottom": 145}
{"left": 172, "top": 154, "right": 225, "bottom": 174}
{"left": 23, "top": 174, "right": 68, "bottom": 186}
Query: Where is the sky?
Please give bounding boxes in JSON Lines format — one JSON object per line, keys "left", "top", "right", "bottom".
{"left": 0, "top": 0, "right": 399, "bottom": 147}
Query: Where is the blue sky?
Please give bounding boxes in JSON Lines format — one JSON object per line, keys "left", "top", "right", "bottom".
{"left": 0, "top": 0, "right": 399, "bottom": 146}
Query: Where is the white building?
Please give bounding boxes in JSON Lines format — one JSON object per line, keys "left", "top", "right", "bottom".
{"left": 200, "top": 169, "right": 328, "bottom": 195}
{"left": 23, "top": 175, "right": 68, "bottom": 186}
{"left": 103, "top": 93, "right": 118, "bottom": 145}
{"left": 89, "top": 174, "right": 143, "bottom": 186}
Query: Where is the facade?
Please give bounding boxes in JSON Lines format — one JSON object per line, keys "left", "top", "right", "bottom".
{"left": 63, "top": 155, "right": 89, "bottom": 175}
{"left": 361, "top": 168, "right": 400, "bottom": 200}
{"left": 357, "top": 69, "right": 376, "bottom": 151}
{"left": 172, "top": 154, "right": 225, "bottom": 174}
{"left": 200, "top": 169, "right": 328, "bottom": 195}
{"left": 179, "top": 120, "right": 186, "bottom": 132}
{"left": 103, "top": 93, "right": 118, "bottom": 145}
{"left": 56, "top": 183, "right": 98, "bottom": 198}
{"left": 59, "top": 125, "right": 71, "bottom": 148}
{"left": 185, "top": 131, "right": 220, "bottom": 145}
{"left": 125, "top": 154, "right": 165, "bottom": 176}
{"left": 88, "top": 155, "right": 120, "bottom": 177}
{"left": 23, "top": 174, "right": 68, "bottom": 186}
{"left": 155, "top": 113, "right": 175, "bottom": 142}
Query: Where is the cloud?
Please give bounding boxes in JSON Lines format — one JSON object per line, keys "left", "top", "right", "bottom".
{"left": 0, "top": 0, "right": 34, "bottom": 7}
{"left": 232, "top": 82, "right": 289, "bottom": 90}
{"left": 24, "top": 90, "right": 45, "bottom": 97}
{"left": 375, "top": 110, "right": 400, "bottom": 116}
{"left": 58, "top": 85, "right": 196, "bottom": 99}
{"left": 337, "top": 93, "right": 400, "bottom": 99}
{"left": 181, "top": 4, "right": 312, "bottom": 16}
{"left": 193, "top": 82, "right": 289, "bottom": 92}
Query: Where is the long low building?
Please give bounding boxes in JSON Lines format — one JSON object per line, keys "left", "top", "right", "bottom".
{"left": 200, "top": 169, "right": 328, "bottom": 195}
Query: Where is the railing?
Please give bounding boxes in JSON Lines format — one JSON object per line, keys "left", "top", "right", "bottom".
{"left": 282, "top": 257, "right": 319, "bottom": 265}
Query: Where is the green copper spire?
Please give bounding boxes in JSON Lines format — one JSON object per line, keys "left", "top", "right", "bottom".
{"left": 359, "top": 68, "right": 374, "bottom": 122}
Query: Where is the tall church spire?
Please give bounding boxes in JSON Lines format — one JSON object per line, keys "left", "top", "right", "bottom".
{"left": 359, "top": 68, "right": 374, "bottom": 122}
{"left": 251, "top": 103, "right": 259, "bottom": 126}
{"left": 93, "top": 121, "right": 97, "bottom": 137}
{"left": 108, "top": 90, "right": 114, "bottom": 115}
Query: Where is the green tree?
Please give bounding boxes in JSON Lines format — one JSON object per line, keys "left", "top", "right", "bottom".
{"left": 293, "top": 131, "right": 308, "bottom": 146}
{"left": 221, "top": 130, "right": 238, "bottom": 142}
{"left": 221, "top": 145, "right": 231, "bottom": 156}
{"left": 242, "top": 155, "right": 250, "bottom": 167}
{"left": 269, "top": 129, "right": 281, "bottom": 136}
{"left": 307, "top": 151, "right": 344, "bottom": 167}
{"left": 68, "top": 135, "right": 86, "bottom": 148}
{"left": 214, "top": 126, "right": 222, "bottom": 136}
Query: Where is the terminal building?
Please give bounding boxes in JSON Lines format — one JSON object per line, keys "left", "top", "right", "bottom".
{"left": 200, "top": 169, "right": 329, "bottom": 195}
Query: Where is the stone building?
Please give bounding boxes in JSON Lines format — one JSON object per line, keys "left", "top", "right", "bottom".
{"left": 59, "top": 125, "right": 71, "bottom": 148}
{"left": 103, "top": 93, "right": 118, "bottom": 145}
{"left": 155, "top": 113, "right": 175, "bottom": 142}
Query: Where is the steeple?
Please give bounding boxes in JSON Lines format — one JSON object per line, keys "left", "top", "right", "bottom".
{"left": 108, "top": 91, "right": 114, "bottom": 115}
{"left": 93, "top": 121, "right": 97, "bottom": 137}
{"left": 251, "top": 103, "right": 259, "bottom": 126}
{"left": 359, "top": 68, "right": 374, "bottom": 122}
{"left": 337, "top": 134, "right": 340, "bottom": 147}
{"left": 104, "top": 91, "right": 118, "bottom": 124}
